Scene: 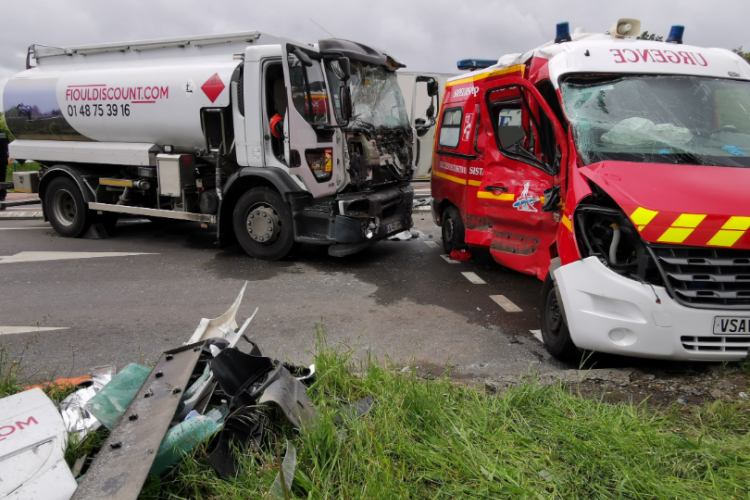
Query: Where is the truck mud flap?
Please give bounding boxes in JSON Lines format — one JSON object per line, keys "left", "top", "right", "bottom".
{"left": 328, "top": 239, "right": 376, "bottom": 257}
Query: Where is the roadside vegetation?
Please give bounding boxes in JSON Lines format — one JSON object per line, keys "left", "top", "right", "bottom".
{"left": 3, "top": 333, "right": 750, "bottom": 499}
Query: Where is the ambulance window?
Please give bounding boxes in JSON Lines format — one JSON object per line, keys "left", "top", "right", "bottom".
{"left": 287, "top": 51, "right": 329, "bottom": 125}
{"left": 495, "top": 104, "right": 525, "bottom": 149}
{"left": 438, "top": 107, "right": 463, "bottom": 148}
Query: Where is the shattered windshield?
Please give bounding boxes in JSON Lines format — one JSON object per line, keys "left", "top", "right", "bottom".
{"left": 561, "top": 75, "right": 750, "bottom": 168}
{"left": 325, "top": 60, "right": 409, "bottom": 128}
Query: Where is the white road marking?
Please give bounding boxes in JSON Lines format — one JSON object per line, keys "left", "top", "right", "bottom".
{"left": 440, "top": 254, "right": 461, "bottom": 264}
{"left": 461, "top": 272, "right": 486, "bottom": 284}
{"left": 0, "top": 251, "right": 157, "bottom": 264}
{"left": 530, "top": 329, "right": 543, "bottom": 343}
{"left": 0, "top": 226, "right": 50, "bottom": 230}
{"left": 424, "top": 240, "right": 440, "bottom": 249}
{"left": 490, "top": 295, "right": 523, "bottom": 312}
{"left": 0, "top": 326, "right": 69, "bottom": 336}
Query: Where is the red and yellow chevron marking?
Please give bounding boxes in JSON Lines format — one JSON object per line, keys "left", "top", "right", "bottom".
{"left": 629, "top": 208, "right": 750, "bottom": 249}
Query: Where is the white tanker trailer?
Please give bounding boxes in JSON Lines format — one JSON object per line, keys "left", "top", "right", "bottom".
{"left": 3, "top": 31, "right": 439, "bottom": 259}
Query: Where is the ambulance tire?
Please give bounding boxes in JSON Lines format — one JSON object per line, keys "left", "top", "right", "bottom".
{"left": 540, "top": 274, "right": 579, "bottom": 362}
{"left": 45, "top": 176, "right": 92, "bottom": 238}
{"left": 233, "top": 187, "right": 295, "bottom": 261}
{"left": 441, "top": 206, "right": 466, "bottom": 254}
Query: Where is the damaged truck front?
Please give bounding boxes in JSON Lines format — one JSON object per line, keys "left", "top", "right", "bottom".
{"left": 4, "top": 33, "right": 425, "bottom": 259}
{"left": 431, "top": 20, "right": 750, "bottom": 361}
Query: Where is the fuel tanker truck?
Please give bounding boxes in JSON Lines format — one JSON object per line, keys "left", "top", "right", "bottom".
{"left": 3, "top": 31, "right": 437, "bottom": 259}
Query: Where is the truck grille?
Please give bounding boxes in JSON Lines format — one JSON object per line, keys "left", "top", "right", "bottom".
{"left": 651, "top": 246, "right": 750, "bottom": 308}
{"left": 681, "top": 335, "right": 750, "bottom": 353}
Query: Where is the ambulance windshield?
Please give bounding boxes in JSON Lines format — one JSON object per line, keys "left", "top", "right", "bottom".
{"left": 326, "top": 60, "right": 409, "bottom": 128}
{"left": 561, "top": 75, "right": 750, "bottom": 168}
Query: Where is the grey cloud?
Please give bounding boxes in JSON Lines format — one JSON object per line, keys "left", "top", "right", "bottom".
{"left": 2, "top": 0, "right": 749, "bottom": 109}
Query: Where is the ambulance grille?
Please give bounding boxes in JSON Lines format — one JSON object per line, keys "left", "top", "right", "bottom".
{"left": 652, "top": 246, "right": 750, "bottom": 308}
{"left": 681, "top": 336, "right": 750, "bottom": 353}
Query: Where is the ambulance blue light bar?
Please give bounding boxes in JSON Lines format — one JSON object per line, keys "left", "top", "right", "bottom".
{"left": 666, "top": 25, "right": 684, "bottom": 44}
{"left": 555, "top": 22, "right": 572, "bottom": 43}
{"left": 457, "top": 59, "right": 497, "bottom": 70}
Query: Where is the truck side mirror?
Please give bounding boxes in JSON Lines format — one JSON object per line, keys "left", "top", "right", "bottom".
{"left": 338, "top": 57, "right": 351, "bottom": 81}
{"left": 292, "top": 47, "right": 314, "bottom": 67}
{"left": 427, "top": 80, "right": 439, "bottom": 97}
{"left": 339, "top": 86, "right": 352, "bottom": 122}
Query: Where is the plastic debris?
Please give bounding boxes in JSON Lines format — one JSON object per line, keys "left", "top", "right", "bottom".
{"left": 59, "top": 365, "right": 115, "bottom": 439}
{"left": 449, "top": 248, "right": 472, "bottom": 261}
{"left": 0, "top": 388, "right": 78, "bottom": 500}
{"left": 150, "top": 406, "right": 227, "bottom": 476}
{"left": 84, "top": 363, "right": 151, "bottom": 431}
{"left": 269, "top": 441, "right": 297, "bottom": 499}
{"left": 24, "top": 375, "right": 92, "bottom": 392}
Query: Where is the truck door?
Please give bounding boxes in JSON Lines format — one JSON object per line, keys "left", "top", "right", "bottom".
{"left": 477, "top": 78, "right": 567, "bottom": 278}
{"left": 280, "top": 39, "right": 338, "bottom": 198}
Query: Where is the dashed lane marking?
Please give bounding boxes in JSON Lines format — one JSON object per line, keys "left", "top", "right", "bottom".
{"left": 0, "top": 226, "right": 50, "bottom": 230}
{"left": 530, "top": 330, "right": 543, "bottom": 343}
{"left": 490, "top": 295, "right": 523, "bottom": 312}
{"left": 0, "top": 211, "right": 44, "bottom": 220}
{"left": 0, "top": 326, "right": 69, "bottom": 336}
{"left": 461, "top": 272, "right": 486, "bottom": 284}
{"left": 440, "top": 254, "right": 461, "bottom": 264}
{"left": 424, "top": 240, "right": 440, "bottom": 249}
{"left": 0, "top": 251, "right": 157, "bottom": 264}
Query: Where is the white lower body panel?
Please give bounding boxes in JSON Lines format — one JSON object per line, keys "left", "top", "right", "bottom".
{"left": 554, "top": 257, "right": 750, "bottom": 361}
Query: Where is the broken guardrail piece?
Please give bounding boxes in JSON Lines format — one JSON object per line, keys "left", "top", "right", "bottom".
{"left": 72, "top": 343, "right": 205, "bottom": 500}
{"left": 0, "top": 388, "right": 78, "bottom": 500}
{"left": 84, "top": 363, "right": 151, "bottom": 431}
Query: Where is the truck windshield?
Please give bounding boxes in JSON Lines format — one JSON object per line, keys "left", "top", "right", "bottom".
{"left": 561, "top": 75, "right": 750, "bottom": 168}
{"left": 325, "top": 60, "right": 409, "bottom": 128}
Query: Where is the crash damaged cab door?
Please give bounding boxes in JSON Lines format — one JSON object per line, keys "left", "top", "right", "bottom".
{"left": 280, "top": 39, "right": 338, "bottom": 198}
{"left": 478, "top": 78, "right": 567, "bottom": 279}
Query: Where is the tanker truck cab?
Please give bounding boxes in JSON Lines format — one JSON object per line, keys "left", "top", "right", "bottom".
{"left": 3, "top": 32, "right": 416, "bottom": 260}
{"left": 431, "top": 20, "right": 750, "bottom": 361}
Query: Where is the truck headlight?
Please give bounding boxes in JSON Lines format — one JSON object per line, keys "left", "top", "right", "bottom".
{"left": 305, "top": 149, "right": 333, "bottom": 182}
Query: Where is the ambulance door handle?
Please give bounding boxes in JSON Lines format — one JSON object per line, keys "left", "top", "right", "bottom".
{"left": 485, "top": 186, "right": 508, "bottom": 192}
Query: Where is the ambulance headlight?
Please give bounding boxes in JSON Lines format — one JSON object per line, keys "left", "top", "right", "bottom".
{"left": 574, "top": 200, "right": 639, "bottom": 272}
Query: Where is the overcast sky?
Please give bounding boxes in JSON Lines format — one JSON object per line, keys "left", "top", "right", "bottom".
{"left": 2, "top": 0, "right": 750, "bottom": 110}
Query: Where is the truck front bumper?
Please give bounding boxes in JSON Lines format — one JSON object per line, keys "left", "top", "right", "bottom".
{"left": 334, "top": 185, "right": 414, "bottom": 243}
{"left": 554, "top": 257, "right": 750, "bottom": 361}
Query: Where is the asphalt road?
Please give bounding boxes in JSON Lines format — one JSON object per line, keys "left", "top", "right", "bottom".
{"left": 0, "top": 210, "right": 714, "bottom": 382}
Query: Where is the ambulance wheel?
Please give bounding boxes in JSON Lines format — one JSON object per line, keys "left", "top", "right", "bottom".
{"left": 45, "top": 176, "right": 92, "bottom": 238}
{"left": 540, "top": 274, "right": 579, "bottom": 361}
{"left": 441, "top": 206, "right": 466, "bottom": 253}
{"left": 233, "top": 187, "right": 295, "bottom": 261}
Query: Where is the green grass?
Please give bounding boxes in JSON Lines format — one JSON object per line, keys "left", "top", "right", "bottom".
{"left": 3, "top": 333, "right": 750, "bottom": 499}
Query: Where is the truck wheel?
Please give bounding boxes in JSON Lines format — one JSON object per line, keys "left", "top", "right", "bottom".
{"left": 45, "top": 176, "right": 92, "bottom": 238}
{"left": 539, "top": 273, "right": 579, "bottom": 361}
{"left": 233, "top": 188, "right": 295, "bottom": 260}
{"left": 441, "top": 206, "right": 465, "bottom": 253}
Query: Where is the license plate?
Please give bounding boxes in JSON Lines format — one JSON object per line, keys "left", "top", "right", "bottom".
{"left": 386, "top": 220, "right": 403, "bottom": 233}
{"left": 713, "top": 317, "right": 750, "bottom": 335}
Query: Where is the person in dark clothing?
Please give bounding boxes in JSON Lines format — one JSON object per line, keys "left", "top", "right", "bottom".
{"left": 0, "top": 133, "right": 8, "bottom": 202}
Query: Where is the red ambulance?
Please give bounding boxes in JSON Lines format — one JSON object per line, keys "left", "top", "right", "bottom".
{"left": 431, "top": 20, "right": 750, "bottom": 361}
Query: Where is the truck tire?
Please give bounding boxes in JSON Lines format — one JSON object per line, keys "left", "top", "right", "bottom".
{"left": 233, "top": 187, "right": 295, "bottom": 260}
{"left": 539, "top": 273, "right": 579, "bottom": 361}
{"left": 45, "top": 176, "right": 92, "bottom": 238}
{"left": 441, "top": 206, "right": 466, "bottom": 253}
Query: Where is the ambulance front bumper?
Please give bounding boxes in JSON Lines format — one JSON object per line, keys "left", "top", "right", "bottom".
{"left": 554, "top": 257, "right": 750, "bottom": 361}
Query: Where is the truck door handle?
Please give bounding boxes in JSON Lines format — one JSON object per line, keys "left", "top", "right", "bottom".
{"left": 485, "top": 186, "right": 508, "bottom": 192}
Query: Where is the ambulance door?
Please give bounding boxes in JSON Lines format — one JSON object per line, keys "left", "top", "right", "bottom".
{"left": 280, "top": 39, "right": 337, "bottom": 198}
{"left": 477, "top": 79, "right": 567, "bottom": 277}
